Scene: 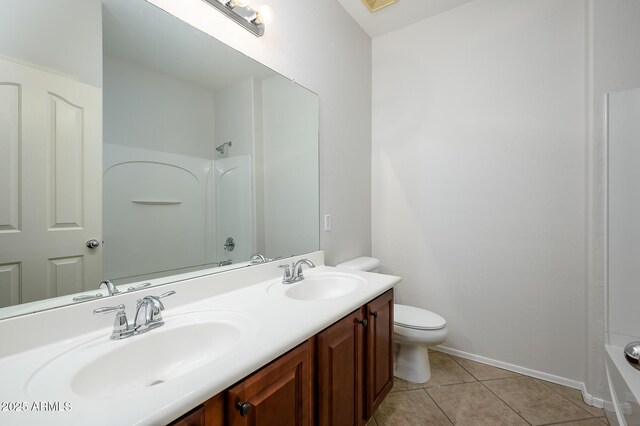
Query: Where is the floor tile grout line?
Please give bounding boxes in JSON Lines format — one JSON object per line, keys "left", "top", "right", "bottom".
{"left": 478, "top": 380, "right": 533, "bottom": 425}
{"left": 480, "top": 376, "right": 523, "bottom": 383}
{"left": 446, "top": 351, "right": 482, "bottom": 382}
{"left": 420, "top": 387, "right": 455, "bottom": 425}
{"left": 391, "top": 378, "right": 478, "bottom": 393}
{"left": 439, "top": 350, "right": 521, "bottom": 382}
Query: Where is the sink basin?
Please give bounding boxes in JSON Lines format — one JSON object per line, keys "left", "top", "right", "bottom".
{"left": 27, "top": 310, "right": 255, "bottom": 399}
{"left": 269, "top": 272, "right": 364, "bottom": 301}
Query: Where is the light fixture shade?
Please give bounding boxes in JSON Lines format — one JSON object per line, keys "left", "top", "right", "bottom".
{"left": 362, "top": 0, "right": 399, "bottom": 12}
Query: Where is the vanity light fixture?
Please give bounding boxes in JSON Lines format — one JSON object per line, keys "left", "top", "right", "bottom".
{"left": 362, "top": 0, "right": 399, "bottom": 13}
{"left": 203, "top": 0, "right": 266, "bottom": 37}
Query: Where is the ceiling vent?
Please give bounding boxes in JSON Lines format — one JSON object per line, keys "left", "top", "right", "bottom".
{"left": 362, "top": 0, "right": 399, "bottom": 13}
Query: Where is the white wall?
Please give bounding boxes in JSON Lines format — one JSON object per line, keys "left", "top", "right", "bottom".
{"left": 0, "top": 0, "right": 102, "bottom": 87}
{"left": 104, "top": 55, "right": 215, "bottom": 159}
{"left": 586, "top": 0, "right": 640, "bottom": 400}
{"left": 372, "top": 0, "right": 587, "bottom": 383}
{"left": 147, "top": 0, "right": 372, "bottom": 266}
{"left": 262, "top": 76, "right": 320, "bottom": 259}
{"left": 214, "top": 78, "right": 255, "bottom": 158}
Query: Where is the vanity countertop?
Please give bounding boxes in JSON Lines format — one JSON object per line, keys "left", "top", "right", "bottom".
{"left": 0, "top": 252, "right": 400, "bottom": 426}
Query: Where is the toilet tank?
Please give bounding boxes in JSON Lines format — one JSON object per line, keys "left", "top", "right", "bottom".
{"left": 336, "top": 257, "right": 381, "bottom": 273}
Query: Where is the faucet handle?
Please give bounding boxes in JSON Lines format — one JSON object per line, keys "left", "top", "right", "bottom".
{"left": 94, "top": 304, "right": 131, "bottom": 340}
{"left": 127, "top": 282, "right": 151, "bottom": 292}
{"left": 158, "top": 290, "right": 176, "bottom": 299}
{"left": 136, "top": 291, "right": 175, "bottom": 308}
{"left": 278, "top": 264, "right": 292, "bottom": 283}
{"left": 94, "top": 304, "right": 126, "bottom": 315}
{"left": 73, "top": 293, "right": 104, "bottom": 302}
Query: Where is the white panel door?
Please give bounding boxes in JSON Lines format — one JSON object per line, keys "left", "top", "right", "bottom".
{"left": 0, "top": 58, "right": 101, "bottom": 307}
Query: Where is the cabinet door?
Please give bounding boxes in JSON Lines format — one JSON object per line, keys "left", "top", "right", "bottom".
{"left": 317, "top": 308, "right": 366, "bottom": 426}
{"left": 170, "top": 405, "right": 205, "bottom": 426}
{"left": 365, "top": 289, "right": 394, "bottom": 419}
{"left": 226, "top": 341, "right": 313, "bottom": 426}
{"left": 204, "top": 393, "right": 225, "bottom": 426}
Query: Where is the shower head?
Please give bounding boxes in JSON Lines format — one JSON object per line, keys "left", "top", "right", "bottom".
{"left": 216, "top": 141, "right": 232, "bottom": 154}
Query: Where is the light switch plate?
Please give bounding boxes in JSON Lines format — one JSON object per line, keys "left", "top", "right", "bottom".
{"left": 324, "top": 214, "right": 332, "bottom": 231}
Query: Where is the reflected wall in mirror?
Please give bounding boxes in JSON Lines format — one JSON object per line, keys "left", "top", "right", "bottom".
{"left": 0, "top": 0, "right": 319, "bottom": 320}
{"left": 607, "top": 87, "right": 640, "bottom": 339}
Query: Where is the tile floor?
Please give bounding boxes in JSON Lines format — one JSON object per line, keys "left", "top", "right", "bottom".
{"left": 368, "top": 350, "right": 608, "bottom": 426}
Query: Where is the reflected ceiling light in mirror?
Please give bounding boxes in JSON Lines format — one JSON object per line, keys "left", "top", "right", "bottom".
{"left": 204, "top": 0, "right": 266, "bottom": 36}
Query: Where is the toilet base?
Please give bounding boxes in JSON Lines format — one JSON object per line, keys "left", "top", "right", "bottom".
{"left": 394, "top": 343, "right": 431, "bottom": 384}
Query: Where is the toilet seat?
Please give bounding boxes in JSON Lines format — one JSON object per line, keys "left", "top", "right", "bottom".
{"left": 394, "top": 304, "right": 446, "bottom": 330}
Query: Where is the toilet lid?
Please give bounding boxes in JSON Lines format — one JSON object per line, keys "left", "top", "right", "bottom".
{"left": 394, "top": 304, "right": 446, "bottom": 330}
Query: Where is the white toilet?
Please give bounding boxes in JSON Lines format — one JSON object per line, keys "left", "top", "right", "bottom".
{"left": 336, "top": 257, "right": 448, "bottom": 384}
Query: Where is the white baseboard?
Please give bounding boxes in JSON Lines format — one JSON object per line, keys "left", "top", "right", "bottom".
{"left": 435, "top": 345, "right": 608, "bottom": 409}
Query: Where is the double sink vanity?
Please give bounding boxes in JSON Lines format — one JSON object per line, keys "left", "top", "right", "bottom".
{"left": 0, "top": 252, "right": 400, "bottom": 425}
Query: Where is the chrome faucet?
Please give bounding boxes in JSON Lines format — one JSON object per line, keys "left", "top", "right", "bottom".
{"left": 292, "top": 259, "right": 315, "bottom": 280}
{"left": 250, "top": 253, "right": 282, "bottom": 265}
{"left": 133, "top": 291, "right": 175, "bottom": 333}
{"left": 279, "top": 259, "right": 316, "bottom": 284}
{"left": 93, "top": 291, "right": 175, "bottom": 340}
{"left": 72, "top": 280, "right": 119, "bottom": 302}
{"left": 99, "top": 280, "right": 120, "bottom": 296}
{"left": 250, "top": 253, "right": 268, "bottom": 264}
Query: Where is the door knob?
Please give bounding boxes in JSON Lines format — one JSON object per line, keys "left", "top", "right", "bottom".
{"left": 86, "top": 239, "right": 101, "bottom": 249}
{"left": 358, "top": 318, "right": 368, "bottom": 327}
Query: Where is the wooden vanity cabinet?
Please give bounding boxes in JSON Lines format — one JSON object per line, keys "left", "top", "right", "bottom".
{"left": 316, "top": 289, "right": 394, "bottom": 426}
{"left": 168, "top": 290, "right": 393, "bottom": 426}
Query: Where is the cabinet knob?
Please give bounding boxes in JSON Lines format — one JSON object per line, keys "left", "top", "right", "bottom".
{"left": 371, "top": 311, "right": 378, "bottom": 318}
{"left": 358, "top": 318, "right": 368, "bottom": 327}
{"left": 237, "top": 402, "right": 253, "bottom": 417}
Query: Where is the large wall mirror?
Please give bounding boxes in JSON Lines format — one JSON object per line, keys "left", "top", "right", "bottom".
{"left": 0, "top": 0, "right": 319, "bottom": 320}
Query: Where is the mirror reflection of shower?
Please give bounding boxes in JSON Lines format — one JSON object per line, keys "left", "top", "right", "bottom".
{"left": 216, "top": 141, "right": 232, "bottom": 154}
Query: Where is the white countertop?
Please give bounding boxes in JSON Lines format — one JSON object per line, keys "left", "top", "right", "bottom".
{"left": 0, "top": 253, "right": 399, "bottom": 426}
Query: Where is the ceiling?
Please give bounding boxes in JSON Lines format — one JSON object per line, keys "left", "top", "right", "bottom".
{"left": 335, "top": 0, "right": 476, "bottom": 38}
